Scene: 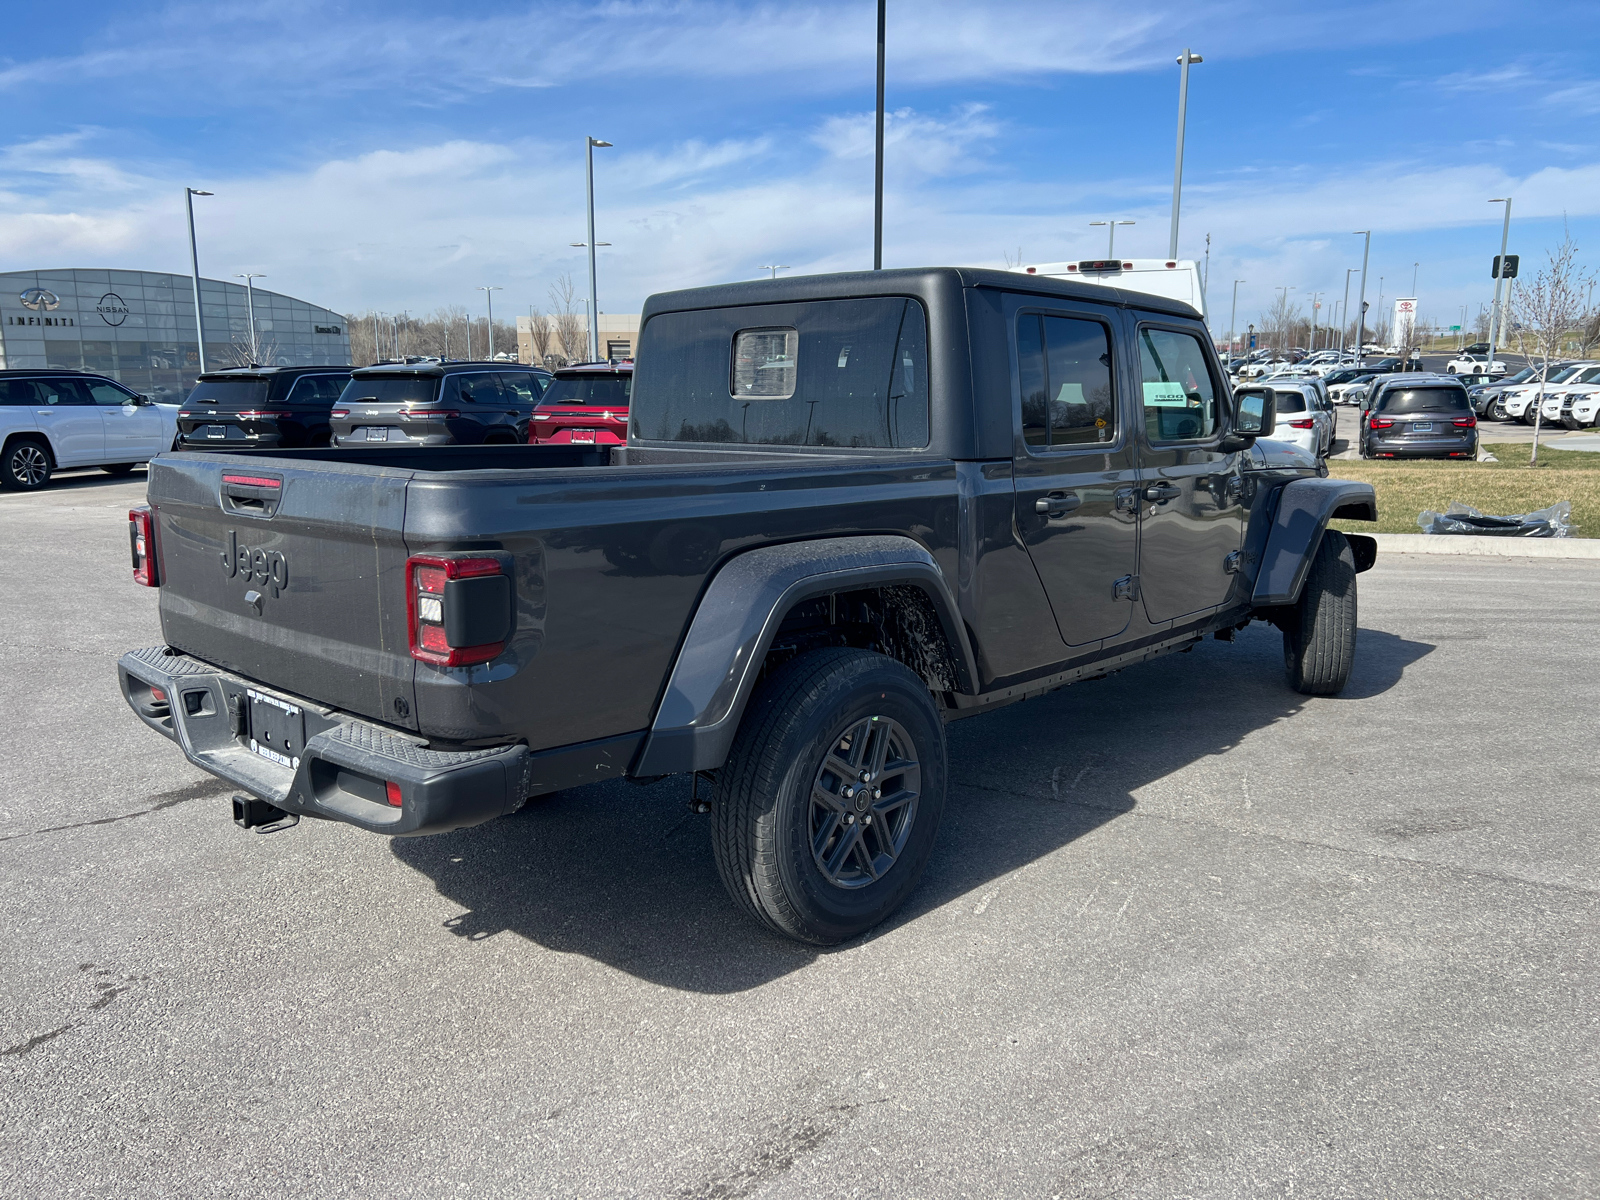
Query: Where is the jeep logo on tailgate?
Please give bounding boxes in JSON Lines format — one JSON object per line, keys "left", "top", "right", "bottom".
{"left": 221, "top": 530, "right": 289, "bottom": 597}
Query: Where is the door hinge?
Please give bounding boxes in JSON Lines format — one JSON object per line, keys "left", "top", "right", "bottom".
{"left": 1113, "top": 574, "right": 1141, "bottom": 601}
{"left": 1224, "top": 551, "right": 1242, "bottom": 575}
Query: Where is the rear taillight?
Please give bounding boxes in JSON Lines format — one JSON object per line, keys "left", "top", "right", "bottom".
{"left": 235, "top": 411, "right": 291, "bottom": 420}
{"left": 129, "top": 506, "right": 158, "bottom": 587}
{"left": 1369, "top": 417, "right": 1394, "bottom": 429}
{"left": 1453, "top": 416, "right": 1477, "bottom": 427}
{"left": 330, "top": 409, "right": 350, "bottom": 419}
{"left": 1287, "top": 418, "right": 1314, "bottom": 429}
{"left": 405, "top": 555, "right": 511, "bottom": 666}
{"left": 398, "top": 409, "right": 461, "bottom": 421}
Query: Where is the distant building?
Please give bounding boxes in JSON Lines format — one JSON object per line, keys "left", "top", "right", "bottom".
{"left": 0, "top": 268, "right": 350, "bottom": 401}
{"left": 517, "top": 312, "right": 639, "bottom": 366}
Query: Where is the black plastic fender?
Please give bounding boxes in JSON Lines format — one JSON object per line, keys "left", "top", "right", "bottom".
{"left": 1252, "top": 478, "right": 1378, "bottom": 607}
{"left": 633, "top": 535, "right": 977, "bottom": 776}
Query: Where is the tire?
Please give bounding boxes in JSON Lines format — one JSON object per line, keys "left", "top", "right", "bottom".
{"left": 101, "top": 463, "right": 137, "bottom": 476}
{"left": 1282, "top": 529, "right": 1357, "bottom": 696}
{"left": 711, "top": 647, "right": 947, "bottom": 945}
{"left": 1, "top": 438, "right": 53, "bottom": 490}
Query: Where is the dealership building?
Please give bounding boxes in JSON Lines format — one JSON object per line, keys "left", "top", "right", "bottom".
{"left": 0, "top": 268, "right": 351, "bottom": 401}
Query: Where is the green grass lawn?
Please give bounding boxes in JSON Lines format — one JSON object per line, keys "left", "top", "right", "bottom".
{"left": 1329, "top": 444, "right": 1600, "bottom": 537}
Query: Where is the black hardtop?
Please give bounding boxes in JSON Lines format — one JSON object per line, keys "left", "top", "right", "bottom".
{"left": 640, "top": 266, "right": 1201, "bottom": 321}
{"left": 196, "top": 365, "right": 350, "bottom": 382}
{"left": 350, "top": 361, "right": 541, "bottom": 380}
{"left": 0, "top": 367, "right": 107, "bottom": 377}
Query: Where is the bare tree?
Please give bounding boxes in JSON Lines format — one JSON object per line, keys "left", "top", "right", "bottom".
{"left": 1512, "top": 227, "right": 1596, "bottom": 464}
{"left": 550, "top": 273, "right": 585, "bottom": 365}
{"left": 525, "top": 306, "right": 553, "bottom": 364}
{"left": 1259, "top": 293, "right": 1303, "bottom": 354}
{"left": 1576, "top": 302, "right": 1600, "bottom": 359}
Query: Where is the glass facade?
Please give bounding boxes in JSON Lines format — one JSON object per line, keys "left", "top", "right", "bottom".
{"left": 0, "top": 269, "right": 351, "bottom": 402}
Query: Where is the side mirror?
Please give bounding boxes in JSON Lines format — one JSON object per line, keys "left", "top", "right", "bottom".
{"left": 134, "top": 394, "right": 153, "bottom": 406}
{"left": 1235, "top": 387, "right": 1275, "bottom": 437}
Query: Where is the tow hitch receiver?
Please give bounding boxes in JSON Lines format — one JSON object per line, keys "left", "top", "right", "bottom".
{"left": 232, "top": 794, "right": 299, "bottom": 834}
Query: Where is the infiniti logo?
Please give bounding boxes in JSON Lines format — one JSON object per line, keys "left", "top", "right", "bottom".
{"left": 20, "top": 287, "right": 60, "bottom": 312}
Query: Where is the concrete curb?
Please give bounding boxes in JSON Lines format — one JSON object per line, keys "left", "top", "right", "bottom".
{"left": 1371, "top": 533, "right": 1600, "bottom": 558}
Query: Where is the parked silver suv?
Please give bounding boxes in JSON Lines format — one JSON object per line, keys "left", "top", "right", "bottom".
{"left": 0, "top": 370, "right": 179, "bottom": 491}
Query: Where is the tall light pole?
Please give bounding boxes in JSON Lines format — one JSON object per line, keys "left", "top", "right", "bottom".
{"left": 874, "top": 0, "right": 886, "bottom": 270}
{"left": 1412, "top": 261, "right": 1420, "bottom": 296}
{"left": 1275, "top": 286, "right": 1295, "bottom": 353}
{"left": 1090, "top": 219, "right": 1135, "bottom": 258}
{"left": 583, "top": 136, "right": 613, "bottom": 362}
{"left": 1484, "top": 198, "right": 1510, "bottom": 380}
{"left": 758, "top": 265, "right": 790, "bottom": 279}
{"left": 477, "top": 286, "right": 502, "bottom": 360}
{"left": 1353, "top": 231, "right": 1371, "bottom": 365}
{"left": 1341, "top": 267, "right": 1357, "bottom": 356}
{"left": 1228, "top": 279, "right": 1245, "bottom": 365}
{"left": 235, "top": 273, "right": 265, "bottom": 363}
{"left": 185, "top": 188, "right": 213, "bottom": 375}
{"left": 1170, "top": 49, "right": 1203, "bottom": 260}
{"left": 1309, "top": 290, "right": 1323, "bottom": 352}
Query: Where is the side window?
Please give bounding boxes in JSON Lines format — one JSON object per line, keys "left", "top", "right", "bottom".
{"left": 496, "top": 372, "right": 537, "bottom": 404}
{"left": 36, "top": 379, "right": 92, "bottom": 406}
{"left": 1017, "top": 314, "right": 1117, "bottom": 449}
{"left": 88, "top": 381, "right": 137, "bottom": 406}
{"left": 286, "top": 375, "right": 348, "bottom": 404}
{"left": 1138, "top": 328, "right": 1220, "bottom": 442}
{"left": 0, "top": 381, "right": 41, "bottom": 406}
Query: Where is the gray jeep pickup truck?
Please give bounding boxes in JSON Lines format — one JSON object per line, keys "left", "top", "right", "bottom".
{"left": 120, "top": 268, "right": 1376, "bottom": 945}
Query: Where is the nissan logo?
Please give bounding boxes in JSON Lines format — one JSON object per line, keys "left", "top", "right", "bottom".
{"left": 96, "top": 292, "right": 130, "bottom": 326}
{"left": 20, "top": 287, "right": 60, "bottom": 312}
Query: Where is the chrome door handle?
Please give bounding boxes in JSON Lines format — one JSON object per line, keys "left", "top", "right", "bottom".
{"left": 1035, "top": 491, "right": 1081, "bottom": 517}
{"left": 1143, "top": 483, "right": 1182, "bottom": 502}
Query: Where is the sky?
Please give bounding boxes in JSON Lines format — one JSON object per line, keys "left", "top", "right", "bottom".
{"left": 3, "top": 0, "right": 1598, "bottom": 336}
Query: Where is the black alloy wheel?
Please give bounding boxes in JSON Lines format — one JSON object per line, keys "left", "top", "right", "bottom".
{"left": 1, "top": 439, "right": 52, "bottom": 490}
{"left": 808, "top": 715, "right": 921, "bottom": 889}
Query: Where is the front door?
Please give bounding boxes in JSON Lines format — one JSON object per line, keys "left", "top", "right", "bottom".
{"left": 88, "top": 379, "right": 164, "bottom": 459}
{"left": 1133, "top": 321, "right": 1247, "bottom": 625}
{"left": 1011, "top": 305, "right": 1140, "bottom": 647}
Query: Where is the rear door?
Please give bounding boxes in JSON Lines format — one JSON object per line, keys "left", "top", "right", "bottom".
{"left": 1132, "top": 320, "right": 1247, "bottom": 625}
{"left": 29, "top": 378, "right": 104, "bottom": 465}
{"left": 1009, "top": 300, "right": 1140, "bottom": 647}
{"left": 150, "top": 455, "right": 418, "bottom": 729}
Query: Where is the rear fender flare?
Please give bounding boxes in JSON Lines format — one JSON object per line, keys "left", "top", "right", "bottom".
{"left": 634, "top": 535, "right": 975, "bottom": 776}
{"left": 1252, "top": 478, "right": 1377, "bottom": 607}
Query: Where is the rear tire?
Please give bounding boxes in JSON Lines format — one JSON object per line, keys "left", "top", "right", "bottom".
{"left": 1, "top": 438, "right": 53, "bottom": 490}
{"left": 101, "top": 463, "right": 137, "bottom": 476}
{"left": 1283, "top": 529, "right": 1357, "bottom": 696}
{"left": 711, "top": 647, "right": 947, "bottom": 945}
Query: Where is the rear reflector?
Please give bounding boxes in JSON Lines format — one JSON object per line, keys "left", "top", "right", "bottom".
{"left": 385, "top": 781, "right": 403, "bottom": 807}
{"left": 129, "top": 506, "right": 158, "bottom": 586}
{"left": 221, "top": 474, "right": 282, "bottom": 489}
{"left": 1027, "top": 267, "right": 1038, "bottom": 274}
{"left": 151, "top": 687, "right": 168, "bottom": 704}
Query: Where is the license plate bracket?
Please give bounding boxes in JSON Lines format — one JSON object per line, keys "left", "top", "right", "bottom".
{"left": 569, "top": 430, "right": 596, "bottom": 443}
{"left": 365, "top": 426, "right": 389, "bottom": 442}
{"left": 1413, "top": 422, "right": 1434, "bottom": 433}
{"left": 247, "top": 688, "right": 306, "bottom": 770}
{"left": 204, "top": 425, "right": 226, "bottom": 439}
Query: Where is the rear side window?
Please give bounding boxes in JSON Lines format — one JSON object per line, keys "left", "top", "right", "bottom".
{"left": 1378, "top": 387, "right": 1469, "bottom": 414}
{"left": 284, "top": 374, "right": 350, "bottom": 404}
{"left": 445, "top": 373, "right": 506, "bottom": 405}
{"left": 1016, "top": 314, "right": 1115, "bottom": 448}
{"left": 1138, "top": 328, "right": 1220, "bottom": 441}
{"left": 632, "top": 297, "right": 929, "bottom": 448}
{"left": 541, "top": 373, "right": 632, "bottom": 406}
{"left": 0, "top": 380, "right": 43, "bottom": 406}
{"left": 497, "top": 372, "right": 540, "bottom": 403}
{"left": 189, "top": 380, "right": 270, "bottom": 407}
{"left": 339, "top": 377, "right": 438, "bottom": 405}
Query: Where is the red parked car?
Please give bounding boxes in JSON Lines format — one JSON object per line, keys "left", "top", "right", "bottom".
{"left": 529, "top": 361, "right": 632, "bottom": 445}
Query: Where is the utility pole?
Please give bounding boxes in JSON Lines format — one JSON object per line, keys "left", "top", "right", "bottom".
{"left": 1170, "top": 49, "right": 1203, "bottom": 260}
{"left": 184, "top": 187, "right": 213, "bottom": 375}
{"left": 874, "top": 0, "right": 886, "bottom": 270}
{"left": 1353, "top": 231, "right": 1371, "bottom": 365}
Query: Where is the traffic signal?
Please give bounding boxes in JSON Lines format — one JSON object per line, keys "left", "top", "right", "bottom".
{"left": 1493, "top": 254, "right": 1520, "bottom": 279}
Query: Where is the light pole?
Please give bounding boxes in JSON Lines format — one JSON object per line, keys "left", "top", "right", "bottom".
{"left": 1275, "top": 286, "right": 1295, "bottom": 353}
{"left": 1090, "top": 220, "right": 1136, "bottom": 258}
{"left": 1341, "top": 267, "right": 1357, "bottom": 356}
{"left": 758, "top": 265, "right": 790, "bottom": 279}
{"left": 1309, "top": 291, "right": 1323, "bottom": 352}
{"left": 1228, "top": 279, "right": 1245, "bottom": 365}
{"left": 477, "top": 286, "right": 502, "bottom": 360}
{"left": 185, "top": 187, "right": 213, "bottom": 375}
{"left": 1484, "top": 197, "right": 1510, "bottom": 382}
{"left": 1170, "top": 49, "right": 1203, "bottom": 260}
{"left": 582, "top": 136, "right": 614, "bottom": 362}
{"left": 1412, "top": 261, "right": 1420, "bottom": 296}
{"left": 1353, "top": 231, "right": 1371, "bottom": 365}
{"left": 874, "top": 0, "right": 886, "bottom": 270}
{"left": 235, "top": 274, "right": 265, "bottom": 363}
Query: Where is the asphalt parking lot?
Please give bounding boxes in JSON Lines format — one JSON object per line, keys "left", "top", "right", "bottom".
{"left": 3, "top": 471, "right": 1597, "bottom": 1199}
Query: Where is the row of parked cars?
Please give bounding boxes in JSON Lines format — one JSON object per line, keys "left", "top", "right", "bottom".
{"left": 1465, "top": 361, "right": 1600, "bottom": 427}
{"left": 0, "top": 359, "right": 634, "bottom": 490}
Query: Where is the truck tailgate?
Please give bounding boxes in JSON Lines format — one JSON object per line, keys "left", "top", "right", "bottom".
{"left": 149, "top": 453, "right": 419, "bottom": 730}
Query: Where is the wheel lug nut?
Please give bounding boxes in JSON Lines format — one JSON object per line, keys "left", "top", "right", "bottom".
{"left": 873, "top": 788, "right": 881, "bottom": 799}
{"left": 846, "top": 813, "right": 856, "bottom": 824}
{"left": 842, "top": 786, "right": 855, "bottom": 800}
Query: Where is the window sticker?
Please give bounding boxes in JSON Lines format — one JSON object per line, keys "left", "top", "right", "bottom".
{"left": 1143, "top": 380, "right": 1189, "bottom": 407}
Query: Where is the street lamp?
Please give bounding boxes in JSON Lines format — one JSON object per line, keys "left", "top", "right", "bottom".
{"left": 1412, "top": 261, "right": 1420, "bottom": 296}
{"left": 1089, "top": 220, "right": 1136, "bottom": 258}
{"left": 235, "top": 274, "right": 265, "bottom": 364}
{"left": 477, "top": 286, "right": 503, "bottom": 360}
{"left": 1275, "top": 286, "right": 1295, "bottom": 353}
{"left": 874, "top": 0, "right": 886, "bottom": 270}
{"left": 1309, "top": 290, "right": 1323, "bottom": 352}
{"left": 1228, "top": 279, "right": 1245, "bottom": 365}
{"left": 185, "top": 188, "right": 213, "bottom": 375}
{"left": 582, "top": 136, "right": 613, "bottom": 362}
{"left": 1341, "top": 267, "right": 1357, "bottom": 356}
{"left": 758, "top": 265, "right": 790, "bottom": 279}
{"left": 1353, "top": 231, "right": 1371, "bottom": 364}
{"left": 1170, "top": 49, "right": 1203, "bottom": 260}
{"left": 1486, "top": 198, "right": 1513, "bottom": 382}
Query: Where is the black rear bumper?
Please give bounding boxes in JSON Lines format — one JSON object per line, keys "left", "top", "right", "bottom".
{"left": 117, "top": 645, "right": 527, "bottom": 835}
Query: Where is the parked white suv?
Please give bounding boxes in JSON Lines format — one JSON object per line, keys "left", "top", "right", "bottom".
{"left": 1264, "top": 380, "right": 1334, "bottom": 459}
{"left": 1447, "top": 353, "right": 1507, "bottom": 377}
{"left": 0, "top": 371, "right": 179, "bottom": 490}
{"left": 1566, "top": 390, "right": 1600, "bottom": 430}
{"left": 1500, "top": 364, "right": 1598, "bottom": 424}
{"left": 1536, "top": 365, "right": 1600, "bottom": 426}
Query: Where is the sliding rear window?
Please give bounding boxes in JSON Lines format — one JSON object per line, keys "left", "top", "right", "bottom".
{"left": 631, "top": 297, "right": 929, "bottom": 448}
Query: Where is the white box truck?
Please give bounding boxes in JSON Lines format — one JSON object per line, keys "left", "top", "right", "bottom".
{"left": 1017, "top": 258, "right": 1207, "bottom": 320}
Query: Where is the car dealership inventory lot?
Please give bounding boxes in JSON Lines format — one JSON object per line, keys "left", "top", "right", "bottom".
{"left": 2, "top": 476, "right": 1597, "bottom": 1198}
